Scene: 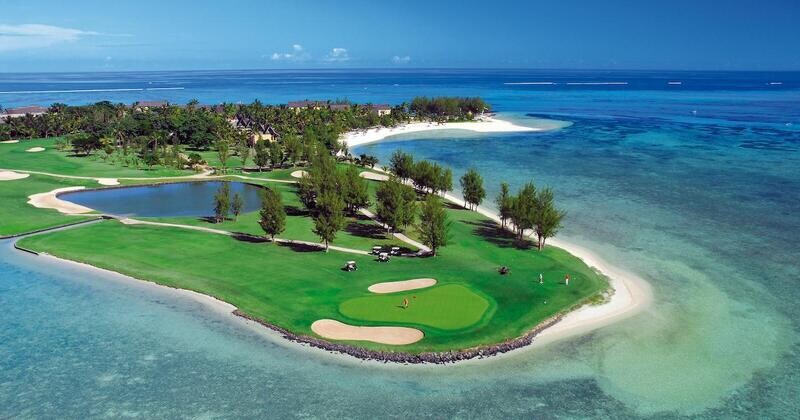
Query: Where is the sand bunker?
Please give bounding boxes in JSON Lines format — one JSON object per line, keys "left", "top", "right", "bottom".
{"left": 290, "top": 170, "right": 308, "bottom": 179}
{"left": 26, "top": 147, "right": 45, "bottom": 152}
{"left": 368, "top": 278, "right": 437, "bottom": 294}
{"left": 360, "top": 171, "right": 389, "bottom": 182}
{"left": 28, "top": 187, "right": 94, "bottom": 214}
{"left": 311, "top": 319, "right": 423, "bottom": 345}
{"left": 0, "top": 140, "right": 19, "bottom": 144}
{"left": 0, "top": 170, "right": 30, "bottom": 181}
{"left": 97, "top": 178, "right": 120, "bottom": 186}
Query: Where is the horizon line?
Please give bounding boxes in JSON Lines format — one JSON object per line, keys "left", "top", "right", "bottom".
{"left": 1, "top": 67, "right": 800, "bottom": 76}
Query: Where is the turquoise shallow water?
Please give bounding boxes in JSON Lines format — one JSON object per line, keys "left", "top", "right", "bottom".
{"left": 1, "top": 70, "right": 799, "bottom": 417}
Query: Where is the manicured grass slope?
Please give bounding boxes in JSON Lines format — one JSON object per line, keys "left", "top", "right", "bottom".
{"left": 19, "top": 205, "right": 608, "bottom": 353}
{"left": 0, "top": 174, "right": 96, "bottom": 236}
{"left": 0, "top": 138, "right": 189, "bottom": 178}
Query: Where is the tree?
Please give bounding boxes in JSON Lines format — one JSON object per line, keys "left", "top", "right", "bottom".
{"left": 213, "top": 182, "right": 231, "bottom": 223}
{"left": 254, "top": 142, "right": 270, "bottom": 171}
{"left": 376, "top": 178, "right": 417, "bottom": 236}
{"left": 341, "top": 165, "right": 370, "bottom": 214}
{"left": 533, "top": 187, "right": 565, "bottom": 250}
{"left": 389, "top": 150, "right": 414, "bottom": 181}
{"left": 283, "top": 134, "right": 302, "bottom": 165}
{"left": 235, "top": 140, "right": 250, "bottom": 169}
{"left": 510, "top": 182, "right": 537, "bottom": 242}
{"left": 411, "top": 160, "right": 434, "bottom": 191}
{"left": 259, "top": 186, "right": 286, "bottom": 242}
{"left": 433, "top": 165, "right": 453, "bottom": 196}
{"left": 312, "top": 191, "right": 345, "bottom": 251}
{"left": 460, "top": 168, "right": 485, "bottom": 210}
{"left": 269, "top": 141, "right": 284, "bottom": 168}
{"left": 496, "top": 182, "right": 513, "bottom": 228}
{"left": 69, "top": 132, "right": 102, "bottom": 156}
{"left": 231, "top": 192, "right": 244, "bottom": 221}
{"left": 417, "top": 194, "right": 449, "bottom": 256}
{"left": 216, "top": 139, "right": 230, "bottom": 173}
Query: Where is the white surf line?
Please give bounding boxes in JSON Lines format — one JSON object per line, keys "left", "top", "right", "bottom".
{"left": 504, "top": 82, "right": 558, "bottom": 85}
{"left": 565, "top": 82, "right": 628, "bottom": 85}
{"left": 0, "top": 87, "right": 184, "bottom": 94}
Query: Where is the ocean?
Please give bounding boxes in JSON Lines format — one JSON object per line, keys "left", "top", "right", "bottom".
{"left": 1, "top": 69, "right": 798, "bottom": 417}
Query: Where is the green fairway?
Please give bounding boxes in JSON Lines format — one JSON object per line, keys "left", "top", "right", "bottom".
{"left": 339, "top": 284, "right": 492, "bottom": 330}
{"left": 0, "top": 138, "right": 191, "bottom": 178}
{"left": 18, "top": 204, "right": 608, "bottom": 352}
{"left": 0, "top": 174, "right": 97, "bottom": 236}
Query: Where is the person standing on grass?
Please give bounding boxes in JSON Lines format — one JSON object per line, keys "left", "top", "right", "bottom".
{"left": 539, "top": 273, "right": 544, "bottom": 284}
{"left": 402, "top": 298, "right": 409, "bottom": 309}
{"left": 565, "top": 274, "right": 570, "bottom": 286}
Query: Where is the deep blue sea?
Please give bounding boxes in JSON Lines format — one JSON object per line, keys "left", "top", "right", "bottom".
{"left": 1, "top": 70, "right": 799, "bottom": 418}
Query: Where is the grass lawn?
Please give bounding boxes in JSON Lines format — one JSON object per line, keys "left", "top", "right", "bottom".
{"left": 0, "top": 138, "right": 190, "bottom": 178}
{"left": 0, "top": 174, "right": 98, "bottom": 237}
{"left": 339, "top": 284, "right": 492, "bottom": 331}
{"left": 18, "top": 203, "right": 608, "bottom": 353}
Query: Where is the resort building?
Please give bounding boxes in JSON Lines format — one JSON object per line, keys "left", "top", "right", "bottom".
{"left": 1, "top": 105, "right": 48, "bottom": 118}
{"left": 368, "top": 104, "right": 392, "bottom": 116}
{"left": 287, "top": 100, "right": 327, "bottom": 110}
{"left": 329, "top": 103, "right": 350, "bottom": 111}
{"left": 133, "top": 100, "right": 169, "bottom": 110}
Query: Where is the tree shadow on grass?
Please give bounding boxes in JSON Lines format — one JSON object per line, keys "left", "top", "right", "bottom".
{"left": 285, "top": 205, "right": 308, "bottom": 217}
{"left": 466, "top": 219, "right": 534, "bottom": 250}
{"left": 277, "top": 241, "right": 324, "bottom": 253}
{"left": 345, "top": 215, "right": 388, "bottom": 240}
{"left": 231, "top": 233, "right": 269, "bottom": 243}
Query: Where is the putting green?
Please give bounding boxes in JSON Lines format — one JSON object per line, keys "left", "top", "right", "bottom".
{"left": 339, "top": 284, "right": 492, "bottom": 331}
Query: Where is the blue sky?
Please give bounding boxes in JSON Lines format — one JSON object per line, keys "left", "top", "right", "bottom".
{"left": 1, "top": 0, "right": 798, "bottom": 72}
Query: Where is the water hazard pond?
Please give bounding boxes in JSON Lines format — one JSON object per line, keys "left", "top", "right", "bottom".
{"left": 60, "top": 181, "right": 264, "bottom": 217}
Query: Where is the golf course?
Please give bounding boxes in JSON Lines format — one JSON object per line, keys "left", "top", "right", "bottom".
{"left": 2, "top": 133, "right": 609, "bottom": 358}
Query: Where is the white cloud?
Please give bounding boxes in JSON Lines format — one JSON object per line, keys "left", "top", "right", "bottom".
{"left": 392, "top": 55, "right": 411, "bottom": 64}
{"left": 0, "top": 24, "right": 127, "bottom": 52}
{"left": 269, "top": 43, "right": 310, "bottom": 61}
{"left": 324, "top": 47, "right": 350, "bottom": 62}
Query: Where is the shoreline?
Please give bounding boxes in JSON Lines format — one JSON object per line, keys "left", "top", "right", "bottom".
{"left": 341, "top": 116, "right": 541, "bottom": 148}
{"left": 12, "top": 193, "right": 652, "bottom": 365}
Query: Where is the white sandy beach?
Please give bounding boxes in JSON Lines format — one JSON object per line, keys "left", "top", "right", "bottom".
{"left": 341, "top": 116, "right": 540, "bottom": 148}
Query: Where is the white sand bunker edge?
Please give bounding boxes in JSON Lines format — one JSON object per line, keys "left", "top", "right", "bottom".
{"left": 311, "top": 319, "right": 424, "bottom": 345}
{"left": 0, "top": 140, "right": 19, "bottom": 144}
{"left": 359, "top": 171, "right": 389, "bottom": 181}
{"left": 97, "top": 178, "right": 119, "bottom": 186}
{"left": 368, "top": 278, "right": 437, "bottom": 293}
{"left": 290, "top": 170, "right": 308, "bottom": 179}
{"left": 28, "top": 186, "right": 94, "bottom": 214}
{"left": 26, "top": 147, "right": 45, "bottom": 152}
{"left": 0, "top": 170, "right": 30, "bottom": 181}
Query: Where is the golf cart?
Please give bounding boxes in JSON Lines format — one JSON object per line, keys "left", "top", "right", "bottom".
{"left": 377, "top": 252, "right": 390, "bottom": 262}
{"left": 343, "top": 261, "right": 358, "bottom": 272}
{"left": 371, "top": 246, "right": 383, "bottom": 255}
{"left": 390, "top": 246, "right": 401, "bottom": 256}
